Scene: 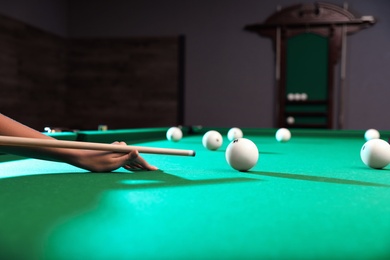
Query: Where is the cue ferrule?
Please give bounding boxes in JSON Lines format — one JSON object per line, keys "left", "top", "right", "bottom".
{"left": 0, "top": 136, "right": 196, "bottom": 157}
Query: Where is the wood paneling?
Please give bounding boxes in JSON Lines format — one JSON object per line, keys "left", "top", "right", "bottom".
{"left": 0, "top": 14, "right": 182, "bottom": 131}
{"left": 67, "top": 37, "right": 181, "bottom": 129}
{"left": 0, "top": 14, "right": 67, "bottom": 130}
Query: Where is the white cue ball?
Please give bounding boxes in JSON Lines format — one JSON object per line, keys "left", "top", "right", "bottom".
{"left": 275, "top": 128, "right": 291, "bottom": 143}
{"left": 360, "top": 139, "right": 390, "bottom": 169}
{"left": 227, "top": 127, "right": 243, "bottom": 141}
{"left": 364, "top": 129, "right": 380, "bottom": 141}
{"left": 225, "top": 138, "right": 259, "bottom": 171}
{"left": 166, "top": 127, "right": 183, "bottom": 142}
{"left": 202, "top": 130, "right": 223, "bottom": 150}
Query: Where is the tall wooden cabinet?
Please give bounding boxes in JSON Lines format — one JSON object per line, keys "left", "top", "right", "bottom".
{"left": 245, "top": 2, "right": 375, "bottom": 128}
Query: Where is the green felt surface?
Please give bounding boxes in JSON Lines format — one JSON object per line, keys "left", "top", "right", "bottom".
{"left": 1, "top": 129, "right": 390, "bottom": 259}
{"left": 76, "top": 127, "right": 171, "bottom": 143}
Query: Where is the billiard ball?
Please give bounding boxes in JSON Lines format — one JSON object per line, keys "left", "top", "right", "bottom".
{"left": 360, "top": 139, "right": 390, "bottom": 169}
{"left": 225, "top": 138, "right": 259, "bottom": 171}
{"left": 275, "top": 128, "right": 291, "bottom": 142}
{"left": 286, "top": 116, "right": 295, "bottom": 125}
{"left": 293, "top": 93, "right": 301, "bottom": 101}
{"left": 166, "top": 127, "right": 183, "bottom": 142}
{"left": 364, "top": 128, "right": 380, "bottom": 141}
{"left": 202, "top": 130, "right": 223, "bottom": 150}
{"left": 227, "top": 127, "right": 243, "bottom": 141}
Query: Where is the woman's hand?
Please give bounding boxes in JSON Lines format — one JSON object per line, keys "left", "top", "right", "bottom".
{"left": 71, "top": 141, "right": 158, "bottom": 173}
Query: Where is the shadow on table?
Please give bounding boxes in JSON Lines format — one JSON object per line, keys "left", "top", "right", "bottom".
{"left": 249, "top": 171, "right": 390, "bottom": 187}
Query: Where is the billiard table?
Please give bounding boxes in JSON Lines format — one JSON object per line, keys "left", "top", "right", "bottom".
{"left": 1, "top": 127, "right": 390, "bottom": 259}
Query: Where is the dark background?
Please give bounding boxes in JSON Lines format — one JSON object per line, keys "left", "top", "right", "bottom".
{"left": 0, "top": 0, "right": 389, "bottom": 130}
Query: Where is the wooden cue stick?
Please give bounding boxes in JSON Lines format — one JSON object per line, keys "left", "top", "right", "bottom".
{"left": 0, "top": 136, "right": 196, "bottom": 157}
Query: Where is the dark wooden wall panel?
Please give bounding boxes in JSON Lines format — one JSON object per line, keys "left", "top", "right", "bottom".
{"left": 0, "top": 14, "right": 181, "bottom": 131}
{"left": 0, "top": 14, "right": 67, "bottom": 130}
{"left": 67, "top": 37, "right": 180, "bottom": 129}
